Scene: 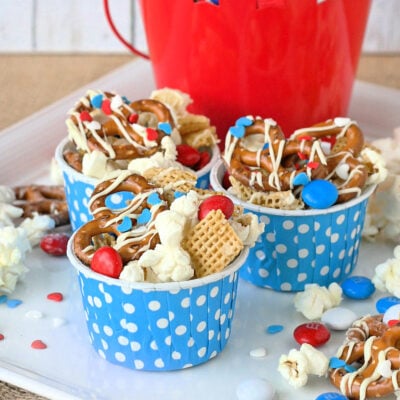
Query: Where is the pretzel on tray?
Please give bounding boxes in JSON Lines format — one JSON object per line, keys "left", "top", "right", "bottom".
{"left": 73, "top": 172, "right": 167, "bottom": 266}
{"left": 13, "top": 184, "right": 69, "bottom": 226}
{"left": 329, "top": 314, "right": 400, "bottom": 399}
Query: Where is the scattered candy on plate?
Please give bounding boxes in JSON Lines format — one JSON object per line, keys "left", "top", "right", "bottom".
{"left": 236, "top": 378, "right": 276, "bottom": 400}
{"left": 293, "top": 322, "right": 331, "bottom": 347}
{"left": 321, "top": 307, "right": 358, "bottom": 331}
{"left": 341, "top": 275, "right": 375, "bottom": 299}
{"left": 40, "top": 233, "right": 70, "bottom": 256}
{"left": 31, "top": 339, "right": 47, "bottom": 350}
{"left": 376, "top": 296, "right": 400, "bottom": 313}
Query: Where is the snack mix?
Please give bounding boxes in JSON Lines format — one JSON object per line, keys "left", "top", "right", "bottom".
{"left": 72, "top": 170, "right": 264, "bottom": 282}
{"left": 223, "top": 116, "right": 387, "bottom": 210}
{"left": 64, "top": 88, "right": 218, "bottom": 180}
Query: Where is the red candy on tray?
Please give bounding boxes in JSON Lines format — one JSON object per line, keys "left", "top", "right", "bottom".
{"left": 293, "top": 322, "right": 331, "bottom": 347}
{"left": 40, "top": 233, "right": 69, "bottom": 256}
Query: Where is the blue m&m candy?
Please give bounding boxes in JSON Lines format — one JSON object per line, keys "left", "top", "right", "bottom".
{"left": 376, "top": 296, "right": 400, "bottom": 313}
{"left": 341, "top": 276, "right": 375, "bottom": 299}
{"left": 301, "top": 179, "right": 338, "bottom": 209}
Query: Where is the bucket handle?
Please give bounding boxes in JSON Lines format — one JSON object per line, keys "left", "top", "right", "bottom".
{"left": 103, "top": 0, "right": 150, "bottom": 60}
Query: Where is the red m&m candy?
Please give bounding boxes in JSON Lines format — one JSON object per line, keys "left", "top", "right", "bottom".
{"left": 198, "top": 195, "right": 234, "bottom": 220}
{"left": 91, "top": 247, "right": 123, "bottom": 278}
{"left": 176, "top": 144, "right": 201, "bottom": 168}
{"left": 40, "top": 233, "right": 69, "bottom": 256}
{"left": 293, "top": 322, "right": 331, "bottom": 347}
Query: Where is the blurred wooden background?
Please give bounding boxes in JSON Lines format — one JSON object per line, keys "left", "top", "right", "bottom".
{"left": 0, "top": 0, "right": 399, "bottom": 54}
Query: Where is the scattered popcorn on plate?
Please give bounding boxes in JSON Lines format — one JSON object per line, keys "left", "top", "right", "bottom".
{"left": 278, "top": 343, "right": 329, "bottom": 388}
{"left": 293, "top": 282, "right": 343, "bottom": 320}
{"left": 0, "top": 184, "right": 61, "bottom": 293}
{"left": 363, "top": 127, "right": 400, "bottom": 242}
{"left": 372, "top": 245, "right": 400, "bottom": 298}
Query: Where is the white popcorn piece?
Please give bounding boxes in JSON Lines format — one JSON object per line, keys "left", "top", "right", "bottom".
{"left": 128, "top": 136, "right": 183, "bottom": 175}
{"left": 294, "top": 282, "right": 343, "bottom": 320}
{"left": 0, "top": 226, "right": 31, "bottom": 293}
{"left": 119, "top": 260, "right": 145, "bottom": 283}
{"left": 372, "top": 245, "right": 400, "bottom": 298}
{"left": 278, "top": 343, "right": 329, "bottom": 388}
{"left": 363, "top": 131, "right": 400, "bottom": 243}
{"left": 137, "top": 208, "right": 194, "bottom": 283}
{"left": 19, "top": 214, "right": 55, "bottom": 247}
{"left": 230, "top": 213, "right": 265, "bottom": 248}
{"left": 0, "top": 185, "right": 16, "bottom": 204}
{"left": 0, "top": 203, "right": 23, "bottom": 228}
{"left": 82, "top": 150, "right": 110, "bottom": 179}
{"left": 0, "top": 184, "right": 57, "bottom": 293}
{"left": 360, "top": 147, "right": 388, "bottom": 186}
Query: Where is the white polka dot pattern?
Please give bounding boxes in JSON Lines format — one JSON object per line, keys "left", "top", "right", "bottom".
{"left": 240, "top": 197, "right": 371, "bottom": 291}
{"left": 77, "top": 270, "right": 240, "bottom": 371}
{"left": 62, "top": 170, "right": 95, "bottom": 231}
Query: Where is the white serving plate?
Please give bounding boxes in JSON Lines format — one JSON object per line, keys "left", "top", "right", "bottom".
{"left": 1, "top": 58, "right": 400, "bottom": 400}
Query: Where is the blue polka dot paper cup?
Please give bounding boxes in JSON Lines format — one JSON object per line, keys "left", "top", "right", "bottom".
{"left": 55, "top": 138, "right": 96, "bottom": 232}
{"left": 195, "top": 144, "right": 220, "bottom": 189}
{"left": 210, "top": 160, "right": 376, "bottom": 292}
{"left": 67, "top": 237, "right": 248, "bottom": 371}
{"left": 55, "top": 138, "right": 219, "bottom": 231}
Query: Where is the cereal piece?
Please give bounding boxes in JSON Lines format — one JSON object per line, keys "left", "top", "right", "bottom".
{"left": 182, "top": 127, "right": 218, "bottom": 148}
{"left": 144, "top": 168, "right": 197, "bottom": 202}
{"left": 182, "top": 209, "right": 244, "bottom": 278}
{"left": 249, "top": 190, "right": 304, "bottom": 210}
{"left": 229, "top": 176, "right": 304, "bottom": 209}
{"left": 150, "top": 88, "right": 192, "bottom": 118}
{"left": 229, "top": 176, "right": 253, "bottom": 201}
{"left": 178, "top": 113, "right": 211, "bottom": 135}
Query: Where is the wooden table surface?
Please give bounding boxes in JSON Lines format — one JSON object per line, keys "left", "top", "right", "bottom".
{"left": 0, "top": 53, "right": 399, "bottom": 400}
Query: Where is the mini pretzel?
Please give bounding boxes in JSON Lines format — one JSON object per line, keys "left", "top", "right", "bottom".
{"left": 330, "top": 315, "right": 400, "bottom": 399}
{"left": 73, "top": 172, "right": 167, "bottom": 266}
{"left": 223, "top": 117, "right": 329, "bottom": 192}
{"left": 291, "top": 118, "right": 365, "bottom": 156}
{"left": 13, "top": 185, "right": 69, "bottom": 226}
{"left": 291, "top": 118, "right": 368, "bottom": 203}
{"left": 66, "top": 91, "right": 175, "bottom": 165}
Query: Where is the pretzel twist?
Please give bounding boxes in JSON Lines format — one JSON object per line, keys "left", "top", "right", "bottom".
{"left": 73, "top": 172, "right": 167, "bottom": 266}
{"left": 66, "top": 91, "right": 175, "bottom": 166}
{"left": 13, "top": 185, "right": 69, "bottom": 226}
{"left": 291, "top": 119, "right": 368, "bottom": 203}
{"left": 330, "top": 315, "right": 400, "bottom": 399}
{"left": 223, "top": 118, "right": 329, "bottom": 192}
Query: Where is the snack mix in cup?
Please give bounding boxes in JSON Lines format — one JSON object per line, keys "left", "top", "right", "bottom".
{"left": 210, "top": 116, "right": 388, "bottom": 292}
{"left": 56, "top": 88, "right": 220, "bottom": 231}
{"left": 67, "top": 170, "right": 263, "bottom": 371}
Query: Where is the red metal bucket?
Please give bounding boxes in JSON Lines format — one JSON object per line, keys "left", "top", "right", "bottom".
{"left": 105, "top": 0, "right": 371, "bottom": 145}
